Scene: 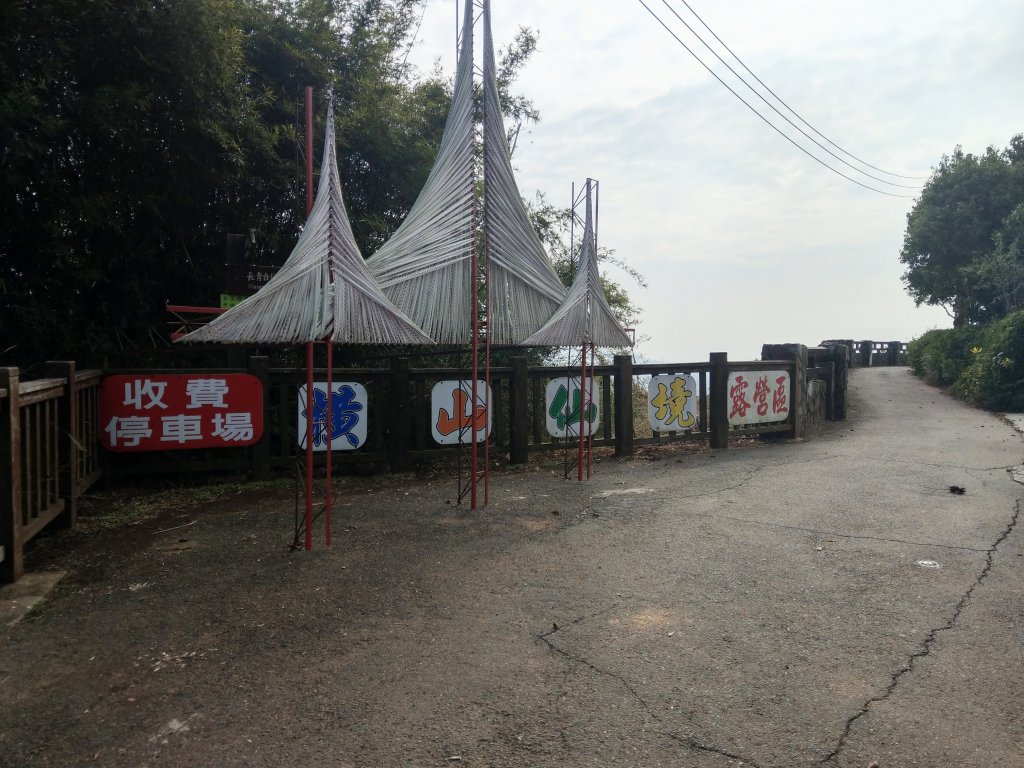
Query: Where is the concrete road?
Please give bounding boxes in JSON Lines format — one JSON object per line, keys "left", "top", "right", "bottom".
{"left": 1, "top": 367, "right": 1021, "bottom": 767}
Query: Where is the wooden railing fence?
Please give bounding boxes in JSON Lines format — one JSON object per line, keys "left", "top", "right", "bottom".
{"left": 820, "top": 339, "right": 908, "bottom": 367}
{"left": 4, "top": 346, "right": 848, "bottom": 584}
{"left": 99, "top": 353, "right": 799, "bottom": 479}
{"left": 1, "top": 364, "right": 103, "bottom": 582}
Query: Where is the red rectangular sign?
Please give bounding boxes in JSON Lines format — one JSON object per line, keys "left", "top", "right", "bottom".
{"left": 99, "top": 374, "right": 263, "bottom": 452}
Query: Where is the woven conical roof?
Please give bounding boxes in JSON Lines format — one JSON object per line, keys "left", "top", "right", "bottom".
{"left": 179, "top": 104, "right": 432, "bottom": 346}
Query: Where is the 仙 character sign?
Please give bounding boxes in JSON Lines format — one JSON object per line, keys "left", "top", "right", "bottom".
{"left": 545, "top": 378, "right": 600, "bottom": 438}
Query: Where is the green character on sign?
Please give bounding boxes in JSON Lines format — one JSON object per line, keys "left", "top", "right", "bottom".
{"left": 549, "top": 384, "right": 597, "bottom": 431}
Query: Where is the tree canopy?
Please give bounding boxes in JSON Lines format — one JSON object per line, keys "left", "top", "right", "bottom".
{"left": 0, "top": 0, "right": 442, "bottom": 365}
{"left": 0, "top": 0, "right": 640, "bottom": 368}
{"left": 900, "top": 135, "right": 1024, "bottom": 326}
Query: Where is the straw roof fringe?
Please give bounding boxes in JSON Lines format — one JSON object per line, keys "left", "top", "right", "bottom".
{"left": 520, "top": 189, "right": 632, "bottom": 349}
{"left": 178, "top": 104, "right": 432, "bottom": 346}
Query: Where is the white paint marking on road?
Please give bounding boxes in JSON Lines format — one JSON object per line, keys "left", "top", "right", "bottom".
{"left": 915, "top": 560, "right": 942, "bottom": 569}
{"left": 592, "top": 488, "right": 655, "bottom": 499}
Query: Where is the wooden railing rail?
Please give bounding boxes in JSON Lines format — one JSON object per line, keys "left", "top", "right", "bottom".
{"left": 1, "top": 363, "right": 103, "bottom": 583}
{"left": 4, "top": 347, "right": 843, "bottom": 583}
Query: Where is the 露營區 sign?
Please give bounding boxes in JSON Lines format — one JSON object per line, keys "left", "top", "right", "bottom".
{"left": 727, "top": 370, "right": 790, "bottom": 425}
{"left": 99, "top": 374, "right": 263, "bottom": 451}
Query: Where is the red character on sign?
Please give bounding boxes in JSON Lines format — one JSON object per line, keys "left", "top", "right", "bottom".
{"left": 752, "top": 375, "right": 770, "bottom": 417}
{"left": 729, "top": 376, "right": 751, "bottom": 419}
{"left": 772, "top": 376, "right": 789, "bottom": 414}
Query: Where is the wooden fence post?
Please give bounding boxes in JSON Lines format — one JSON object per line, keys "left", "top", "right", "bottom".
{"left": 887, "top": 341, "right": 900, "bottom": 366}
{"left": 388, "top": 357, "right": 411, "bottom": 472}
{"left": 509, "top": 357, "right": 529, "bottom": 465}
{"left": 42, "top": 361, "right": 78, "bottom": 528}
{"left": 860, "top": 340, "right": 873, "bottom": 367}
{"left": 791, "top": 347, "right": 807, "bottom": 439}
{"left": 613, "top": 354, "right": 634, "bottom": 457}
{"left": 0, "top": 368, "right": 23, "bottom": 583}
{"left": 831, "top": 344, "right": 849, "bottom": 420}
{"left": 248, "top": 356, "right": 271, "bottom": 481}
{"left": 842, "top": 339, "right": 856, "bottom": 367}
{"left": 492, "top": 376, "right": 506, "bottom": 449}
{"left": 710, "top": 352, "right": 729, "bottom": 449}
{"left": 821, "top": 362, "right": 835, "bottom": 421}
{"left": 761, "top": 344, "right": 807, "bottom": 435}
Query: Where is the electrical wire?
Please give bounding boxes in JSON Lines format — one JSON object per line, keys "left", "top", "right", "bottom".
{"left": 671, "top": 0, "right": 926, "bottom": 180}
{"left": 401, "top": 1, "right": 430, "bottom": 71}
{"left": 634, "top": 0, "right": 919, "bottom": 198}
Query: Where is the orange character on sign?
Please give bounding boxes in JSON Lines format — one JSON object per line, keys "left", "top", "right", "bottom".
{"left": 436, "top": 388, "right": 487, "bottom": 436}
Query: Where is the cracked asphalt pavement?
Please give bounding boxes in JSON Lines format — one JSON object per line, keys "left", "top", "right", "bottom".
{"left": 2, "top": 367, "right": 1022, "bottom": 767}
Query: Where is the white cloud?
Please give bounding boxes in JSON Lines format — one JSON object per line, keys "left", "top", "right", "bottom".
{"left": 405, "top": 0, "right": 1022, "bottom": 362}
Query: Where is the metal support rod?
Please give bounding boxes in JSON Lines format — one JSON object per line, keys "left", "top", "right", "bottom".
{"left": 305, "top": 87, "right": 314, "bottom": 218}
{"left": 470, "top": 188, "right": 479, "bottom": 511}
{"left": 562, "top": 345, "right": 573, "bottom": 478}
{"left": 482, "top": 61, "right": 491, "bottom": 506}
{"left": 570, "top": 181, "right": 575, "bottom": 275}
{"left": 303, "top": 86, "right": 314, "bottom": 551}
{"left": 593, "top": 178, "right": 599, "bottom": 250}
{"left": 470, "top": 5, "right": 481, "bottom": 511}
{"left": 483, "top": 234, "right": 491, "bottom": 506}
{"left": 304, "top": 342, "right": 313, "bottom": 551}
{"left": 587, "top": 179, "right": 598, "bottom": 481}
{"left": 587, "top": 341, "right": 596, "bottom": 479}
{"left": 325, "top": 341, "right": 332, "bottom": 547}
{"left": 577, "top": 342, "right": 587, "bottom": 481}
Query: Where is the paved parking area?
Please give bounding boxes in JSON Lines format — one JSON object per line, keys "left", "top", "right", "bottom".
{"left": 1, "top": 367, "right": 1021, "bottom": 767}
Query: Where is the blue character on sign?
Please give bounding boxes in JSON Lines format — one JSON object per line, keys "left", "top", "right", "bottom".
{"left": 304, "top": 385, "right": 363, "bottom": 447}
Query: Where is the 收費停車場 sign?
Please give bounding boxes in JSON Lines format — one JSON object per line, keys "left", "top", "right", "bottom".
{"left": 99, "top": 374, "right": 263, "bottom": 452}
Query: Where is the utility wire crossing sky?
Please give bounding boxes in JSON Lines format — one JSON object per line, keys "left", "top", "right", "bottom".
{"left": 407, "top": 0, "right": 1021, "bottom": 362}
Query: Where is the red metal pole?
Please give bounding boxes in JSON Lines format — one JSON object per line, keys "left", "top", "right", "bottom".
{"left": 587, "top": 342, "right": 596, "bottom": 479}
{"left": 470, "top": 262, "right": 478, "bottom": 510}
{"left": 305, "top": 342, "right": 314, "bottom": 550}
{"left": 325, "top": 342, "right": 332, "bottom": 547}
{"left": 303, "top": 86, "right": 314, "bottom": 550}
{"left": 483, "top": 244, "right": 491, "bottom": 506}
{"left": 578, "top": 342, "right": 587, "bottom": 481}
{"left": 305, "top": 86, "right": 314, "bottom": 217}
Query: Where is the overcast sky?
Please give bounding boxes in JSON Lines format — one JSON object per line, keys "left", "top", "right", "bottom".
{"left": 404, "top": 0, "right": 1023, "bottom": 362}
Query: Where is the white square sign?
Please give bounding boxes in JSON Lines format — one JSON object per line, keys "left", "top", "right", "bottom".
{"left": 430, "top": 380, "right": 492, "bottom": 445}
{"left": 727, "top": 370, "right": 791, "bottom": 425}
{"left": 297, "top": 382, "right": 368, "bottom": 450}
{"left": 545, "top": 377, "right": 600, "bottom": 438}
{"left": 647, "top": 374, "right": 698, "bottom": 432}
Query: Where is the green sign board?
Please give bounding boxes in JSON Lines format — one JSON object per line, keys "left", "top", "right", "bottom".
{"left": 219, "top": 294, "right": 246, "bottom": 309}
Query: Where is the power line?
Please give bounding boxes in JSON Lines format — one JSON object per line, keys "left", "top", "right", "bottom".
{"left": 658, "top": 0, "right": 919, "bottom": 188}
{"left": 401, "top": 1, "right": 430, "bottom": 70}
{"left": 633, "top": 0, "right": 919, "bottom": 198}
{"left": 672, "top": 0, "right": 926, "bottom": 180}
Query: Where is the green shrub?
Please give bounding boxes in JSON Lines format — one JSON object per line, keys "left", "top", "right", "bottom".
{"left": 907, "top": 326, "right": 983, "bottom": 386}
{"left": 908, "top": 311, "right": 1024, "bottom": 410}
